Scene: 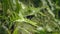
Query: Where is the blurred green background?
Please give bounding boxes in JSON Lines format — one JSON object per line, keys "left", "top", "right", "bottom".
{"left": 0, "top": 0, "right": 60, "bottom": 34}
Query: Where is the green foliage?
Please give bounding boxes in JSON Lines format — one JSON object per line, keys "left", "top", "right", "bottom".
{"left": 0, "top": 0, "right": 60, "bottom": 34}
